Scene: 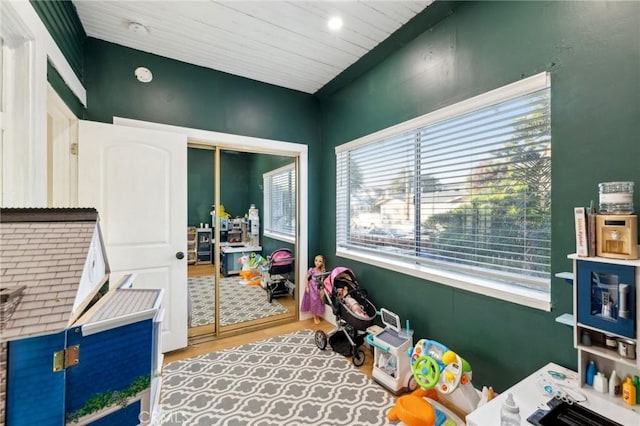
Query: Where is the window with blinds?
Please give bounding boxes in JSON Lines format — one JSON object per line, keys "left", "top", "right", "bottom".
{"left": 264, "top": 163, "right": 296, "bottom": 242}
{"left": 336, "top": 73, "right": 551, "bottom": 305}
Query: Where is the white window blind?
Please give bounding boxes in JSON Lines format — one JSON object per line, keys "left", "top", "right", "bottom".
{"left": 336, "top": 73, "right": 551, "bottom": 303}
{"left": 264, "top": 163, "right": 296, "bottom": 241}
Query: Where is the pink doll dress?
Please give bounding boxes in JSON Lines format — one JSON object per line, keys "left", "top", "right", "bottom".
{"left": 301, "top": 267, "right": 325, "bottom": 316}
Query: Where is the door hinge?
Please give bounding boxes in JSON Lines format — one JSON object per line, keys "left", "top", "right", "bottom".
{"left": 70, "top": 142, "right": 78, "bottom": 155}
{"left": 53, "top": 345, "right": 80, "bottom": 372}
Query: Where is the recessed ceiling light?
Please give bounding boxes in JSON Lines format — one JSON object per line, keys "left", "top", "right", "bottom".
{"left": 328, "top": 16, "right": 343, "bottom": 31}
{"left": 134, "top": 66, "right": 153, "bottom": 83}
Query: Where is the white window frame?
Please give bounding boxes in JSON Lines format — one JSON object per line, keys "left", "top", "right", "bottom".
{"left": 263, "top": 163, "right": 296, "bottom": 244}
{"left": 335, "top": 72, "right": 551, "bottom": 311}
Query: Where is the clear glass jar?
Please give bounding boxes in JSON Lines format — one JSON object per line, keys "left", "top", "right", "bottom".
{"left": 599, "top": 181, "right": 634, "bottom": 214}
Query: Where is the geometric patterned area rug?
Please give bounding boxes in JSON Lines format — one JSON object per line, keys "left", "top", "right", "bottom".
{"left": 188, "top": 275, "right": 288, "bottom": 327}
{"left": 159, "top": 330, "right": 396, "bottom": 425}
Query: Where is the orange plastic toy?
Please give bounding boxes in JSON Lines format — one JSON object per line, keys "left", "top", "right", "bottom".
{"left": 387, "top": 389, "right": 439, "bottom": 426}
{"left": 239, "top": 269, "right": 261, "bottom": 284}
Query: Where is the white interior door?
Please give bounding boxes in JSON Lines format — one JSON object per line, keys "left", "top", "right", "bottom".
{"left": 78, "top": 120, "right": 187, "bottom": 352}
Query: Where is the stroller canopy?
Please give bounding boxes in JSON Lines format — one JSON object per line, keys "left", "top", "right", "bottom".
{"left": 269, "top": 248, "right": 293, "bottom": 266}
{"left": 323, "top": 266, "right": 358, "bottom": 294}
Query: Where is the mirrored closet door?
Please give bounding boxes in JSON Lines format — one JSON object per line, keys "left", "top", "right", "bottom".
{"left": 187, "top": 145, "right": 298, "bottom": 340}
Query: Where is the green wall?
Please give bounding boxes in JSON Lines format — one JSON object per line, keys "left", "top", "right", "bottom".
{"left": 31, "top": 0, "right": 85, "bottom": 79}
{"left": 187, "top": 148, "right": 214, "bottom": 227}
{"left": 187, "top": 148, "right": 253, "bottom": 229}
{"left": 188, "top": 147, "right": 295, "bottom": 256}
{"left": 82, "top": 38, "right": 320, "bottom": 143}
{"left": 82, "top": 37, "right": 322, "bottom": 264}
{"left": 31, "top": 0, "right": 86, "bottom": 115}
{"left": 47, "top": 62, "right": 85, "bottom": 117}
{"left": 219, "top": 151, "right": 251, "bottom": 220}
{"left": 35, "top": 0, "right": 640, "bottom": 393}
{"left": 319, "top": 0, "right": 640, "bottom": 391}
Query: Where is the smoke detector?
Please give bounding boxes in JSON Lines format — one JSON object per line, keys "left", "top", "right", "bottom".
{"left": 134, "top": 67, "right": 153, "bottom": 83}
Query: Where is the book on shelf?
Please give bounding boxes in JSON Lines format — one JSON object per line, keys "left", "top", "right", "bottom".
{"left": 574, "top": 207, "right": 588, "bottom": 257}
{"left": 587, "top": 211, "right": 597, "bottom": 257}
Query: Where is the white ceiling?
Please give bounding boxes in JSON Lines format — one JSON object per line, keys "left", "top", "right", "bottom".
{"left": 72, "top": 1, "right": 434, "bottom": 94}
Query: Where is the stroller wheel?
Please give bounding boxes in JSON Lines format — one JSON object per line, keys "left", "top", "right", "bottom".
{"left": 352, "top": 348, "right": 366, "bottom": 367}
{"left": 314, "top": 330, "right": 327, "bottom": 350}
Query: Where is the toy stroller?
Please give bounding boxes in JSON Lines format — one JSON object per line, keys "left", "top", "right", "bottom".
{"left": 314, "top": 267, "right": 376, "bottom": 366}
{"left": 264, "top": 248, "right": 295, "bottom": 303}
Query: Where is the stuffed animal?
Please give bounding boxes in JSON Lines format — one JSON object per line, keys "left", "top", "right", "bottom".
{"left": 238, "top": 254, "right": 262, "bottom": 285}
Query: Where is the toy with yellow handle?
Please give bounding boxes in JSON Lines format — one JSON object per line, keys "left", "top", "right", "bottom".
{"left": 386, "top": 339, "right": 477, "bottom": 426}
{"left": 409, "top": 339, "right": 466, "bottom": 394}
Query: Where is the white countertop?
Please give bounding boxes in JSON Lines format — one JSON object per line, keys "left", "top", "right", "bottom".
{"left": 466, "top": 362, "right": 640, "bottom": 425}
{"left": 220, "top": 245, "right": 261, "bottom": 253}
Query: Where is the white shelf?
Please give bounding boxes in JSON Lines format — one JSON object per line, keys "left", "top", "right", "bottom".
{"left": 555, "top": 271, "right": 574, "bottom": 283}
{"left": 579, "top": 381, "right": 640, "bottom": 418}
{"left": 221, "top": 244, "right": 262, "bottom": 253}
{"left": 555, "top": 313, "right": 574, "bottom": 326}
{"left": 567, "top": 252, "right": 640, "bottom": 266}
{"left": 577, "top": 343, "right": 637, "bottom": 368}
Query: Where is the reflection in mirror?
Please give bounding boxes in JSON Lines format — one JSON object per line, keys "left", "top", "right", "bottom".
{"left": 186, "top": 146, "right": 297, "bottom": 340}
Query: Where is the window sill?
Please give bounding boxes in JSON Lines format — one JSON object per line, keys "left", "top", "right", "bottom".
{"left": 336, "top": 248, "right": 551, "bottom": 312}
{"left": 263, "top": 231, "right": 295, "bottom": 245}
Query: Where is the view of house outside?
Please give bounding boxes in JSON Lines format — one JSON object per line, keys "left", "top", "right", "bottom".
{"left": 339, "top": 87, "right": 551, "bottom": 290}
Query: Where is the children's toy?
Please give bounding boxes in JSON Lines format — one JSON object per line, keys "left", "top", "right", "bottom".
{"left": 237, "top": 254, "right": 262, "bottom": 285}
{"left": 387, "top": 389, "right": 465, "bottom": 426}
{"left": 314, "top": 267, "right": 376, "bottom": 366}
{"left": 410, "top": 340, "right": 464, "bottom": 394}
{"left": 387, "top": 339, "right": 481, "bottom": 426}
{"left": 1, "top": 209, "right": 163, "bottom": 425}
{"left": 264, "top": 248, "right": 295, "bottom": 302}
{"left": 366, "top": 309, "right": 416, "bottom": 395}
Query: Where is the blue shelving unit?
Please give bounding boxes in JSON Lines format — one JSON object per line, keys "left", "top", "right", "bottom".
{"left": 196, "top": 228, "right": 212, "bottom": 264}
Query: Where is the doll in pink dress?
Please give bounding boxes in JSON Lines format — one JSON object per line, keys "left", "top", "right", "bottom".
{"left": 301, "top": 254, "right": 326, "bottom": 324}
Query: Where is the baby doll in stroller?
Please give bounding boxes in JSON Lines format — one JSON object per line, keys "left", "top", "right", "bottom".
{"left": 314, "top": 267, "right": 377, "bottom": 366}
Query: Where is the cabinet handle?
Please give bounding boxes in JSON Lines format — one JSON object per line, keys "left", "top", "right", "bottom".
{"left": 176, "top": 251, "right": 185, "bottom": 260}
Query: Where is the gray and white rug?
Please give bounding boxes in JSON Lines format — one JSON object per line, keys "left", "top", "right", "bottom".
{"left": 188, "top": 276, "right": 288, "bottom": 327}
{"left": 159, "top": 330, "right": 396, "bottom": 425}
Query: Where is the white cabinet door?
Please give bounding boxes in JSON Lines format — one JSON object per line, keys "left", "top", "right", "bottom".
{"left": 78, "top": 120, "right": 187, "bottom": 352}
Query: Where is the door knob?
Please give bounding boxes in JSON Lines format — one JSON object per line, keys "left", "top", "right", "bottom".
{"left": 176, "top": 251, "right": 185, "bottom": 259}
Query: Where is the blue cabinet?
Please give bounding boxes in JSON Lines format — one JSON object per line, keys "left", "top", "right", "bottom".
{"left": 196, "top": 228, "right": 212, "bottom": 264}
{"left": 568, "top": 252, "right": 640, "bottom": 416}
{"left": 577, "top": 260, "right": 636, "bottom": 338}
